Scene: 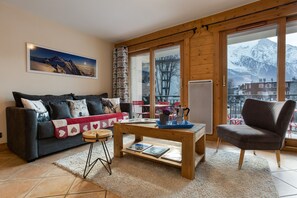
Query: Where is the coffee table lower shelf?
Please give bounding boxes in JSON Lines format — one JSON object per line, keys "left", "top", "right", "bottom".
{"left": 122, "top": 145, "right": 204, "bottom": 168}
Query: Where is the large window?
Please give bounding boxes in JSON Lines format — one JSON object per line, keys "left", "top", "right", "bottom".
{"left": 154, "top": 46, "right": 180, "bottom": 104}
{"left": 224, "top": 17, "right": 297, "bottom": 143}
{"left": 227, "top": 25, "right": 278, "bottom": 125}
{"left": 285, "top": 20, "right": 297, "bottom": 140}
{"left": 130, "top": 45, "right": 181, "bottom": 118}
{"left": 130, "top": 52, "right": 150, "bottom": 118}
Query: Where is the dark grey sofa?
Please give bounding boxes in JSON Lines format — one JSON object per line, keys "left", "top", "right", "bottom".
{"left": 6, "top": 92, "right": 132, "bottom": 162}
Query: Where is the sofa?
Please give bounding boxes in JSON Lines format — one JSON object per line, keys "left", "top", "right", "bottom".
{"left": 6, "top": 92, "right": 132, "bottom": 162}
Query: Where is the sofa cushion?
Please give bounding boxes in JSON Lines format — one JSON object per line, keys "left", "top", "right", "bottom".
{"left": 73, "top": 93, "right": 108, "bottom": 101}
{"left": 87, "top": 100, "right": 104, "bottom": 115}
{"left": 102, "top": 98, "right": 121, "bottom": 113}
{"left": 21, "top": 98, "right": 50, "bottom": 122}
{"left": 67, "top": 99, "right": 89, "bottom": 118}
{"left": 49, "top": 102, "right": 72, "bottom": 119}
{"left": 38, "top": 121, "right": 55, "bottom": 139}
{"left": 13, "top": 92, "right": 73, "bottom": 108}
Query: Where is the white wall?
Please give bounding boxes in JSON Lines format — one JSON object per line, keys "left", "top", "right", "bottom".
{"left": 0, "top": 2, "right": 114, "bottom": 143}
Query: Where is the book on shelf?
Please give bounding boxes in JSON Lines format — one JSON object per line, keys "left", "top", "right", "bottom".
{"left": 161, "top": 148, "right": 182, "bottom": 162}
{"left": 126, "top": 142, "right": 153, "bottom": 152}
{"left": 142, "top": 145, "right": 170, "bottom": 158}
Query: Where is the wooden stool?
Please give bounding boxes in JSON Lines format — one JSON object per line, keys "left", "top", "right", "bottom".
{"left": 82, "top": 129, "right": 112, "bottom": 178}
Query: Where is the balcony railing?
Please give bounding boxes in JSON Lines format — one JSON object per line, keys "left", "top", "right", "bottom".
{"left": 142, "top": 95, "right": 180, "bottom": 105}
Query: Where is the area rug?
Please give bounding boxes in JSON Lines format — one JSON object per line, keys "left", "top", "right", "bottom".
{"left": 54, "top": 137, "right": 278, "bottom": 198}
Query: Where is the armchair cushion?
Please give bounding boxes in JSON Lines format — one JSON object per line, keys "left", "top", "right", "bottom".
{"left": 242, "top": 99, "right": 296, "bottom": 138}
{"left": 217, "top": 125, "right": 282, "bottom": 150}
{"left": 241, "top": 99, "right": 280, "bottom": 132}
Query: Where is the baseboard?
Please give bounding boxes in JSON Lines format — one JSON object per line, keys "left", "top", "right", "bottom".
{"left": 0, "top": 143, "right": 8, "bottom": 152}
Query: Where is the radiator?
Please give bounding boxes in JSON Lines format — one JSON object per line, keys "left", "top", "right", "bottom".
{"left": 188, "top": 80, "right": 213, "bottom": 134}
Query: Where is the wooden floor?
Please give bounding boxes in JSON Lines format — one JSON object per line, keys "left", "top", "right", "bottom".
{"left": 0, "top": 140, "right": 296, "bottom": 198}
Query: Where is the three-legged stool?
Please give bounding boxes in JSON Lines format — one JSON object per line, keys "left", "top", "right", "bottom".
{"left": 82, "top": 129, "right": 112, "bottom": 178}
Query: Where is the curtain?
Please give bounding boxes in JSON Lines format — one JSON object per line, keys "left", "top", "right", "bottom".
{"left": 112, "top": 46, "right": 129, "bottom": 102}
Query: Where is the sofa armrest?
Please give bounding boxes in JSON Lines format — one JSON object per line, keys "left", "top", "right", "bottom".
{"left": 120, "top": 102, "right": 132, "bottom": 118}
{"left": 6, "top": 106, "right": 38, "bottom": 162}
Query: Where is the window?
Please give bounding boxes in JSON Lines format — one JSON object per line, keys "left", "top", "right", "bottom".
{"left": 224, "top": 17, "right": 297, "bottom": 146}
{"left": 130, "top": 45, "right": 181, "bottom": 118}
{"left": 226, "top": 24, "right": 278, "bottom": 124}
{"left": 285, "top": 20, "right": 297, "bottom": 140}
{"left": 130, "top": 52, "right": 150, "bottom": 118}
{"left": 154, "top": 46, "right": 180, "bottom": 104}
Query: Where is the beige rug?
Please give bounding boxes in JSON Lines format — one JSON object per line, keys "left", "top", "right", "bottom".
{"left": 54, "top": 136, "right": 278, "bottom": 198}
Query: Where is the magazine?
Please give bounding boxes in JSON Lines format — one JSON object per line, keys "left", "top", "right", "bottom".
{"left": 126, "top": 142, "right": 153, "bottom": 152}
{"left": 142, "top": 145, "right": 170, "bottom": 158}
{"left": 120, "top": 118, "right": 157, "bottom": 124}
{"left": 161, "top": 148, "right": 182, "bottom": 162}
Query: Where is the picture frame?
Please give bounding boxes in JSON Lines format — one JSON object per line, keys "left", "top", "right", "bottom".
{"left": 26, "top": 43, "right": 97, "bottom": 79}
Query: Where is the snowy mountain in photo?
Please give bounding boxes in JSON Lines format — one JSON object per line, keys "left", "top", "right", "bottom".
{"left": 228, "top": 38, "right": 297, "bottom": 87}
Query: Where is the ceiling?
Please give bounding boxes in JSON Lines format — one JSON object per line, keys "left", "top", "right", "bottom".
{"left": 1, "top": 0, "right": 258, "bottom": 43}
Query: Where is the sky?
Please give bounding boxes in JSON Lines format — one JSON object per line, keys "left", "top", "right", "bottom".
{"left": 268, "top": 32, "right": 297, "bottom": 46}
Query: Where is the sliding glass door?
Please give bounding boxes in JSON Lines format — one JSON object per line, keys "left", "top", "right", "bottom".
{"left": 130, "top": 52, "right": 150, "bottom": 118}
{"left": 130, "top": 45, "right": 181, "bottom": 118}
{"left": 223, "top": 17, "right": 297, "bottom": 147}
{"left": 226, "top": 24, "right": 278, "bottom": 124}
{"left": 285, "top": 20, "right": 297, "bottom": 140}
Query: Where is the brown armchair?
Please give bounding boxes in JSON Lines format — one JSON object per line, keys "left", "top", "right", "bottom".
{"left": 216, "top": 99, "right": 296, "bottom": 169}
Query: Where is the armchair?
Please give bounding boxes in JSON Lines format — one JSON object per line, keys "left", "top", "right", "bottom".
{"left": 216, "top": 99, "right": 296, "bottom": 169}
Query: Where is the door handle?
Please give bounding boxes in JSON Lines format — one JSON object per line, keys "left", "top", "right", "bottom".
{"left": 223, "top": 75, "right": 226, "bottom": 87}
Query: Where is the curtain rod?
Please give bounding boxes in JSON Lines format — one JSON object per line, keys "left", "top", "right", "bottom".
{"left": 201, "top": 1, "right": 297, "bottom": 30}
{"left": 127, "top": 27, "right": 197, "bottom": 47}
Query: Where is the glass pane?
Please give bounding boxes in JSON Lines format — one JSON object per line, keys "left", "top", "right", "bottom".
{"left": 154, "top": 45, "right": 180, "bottom": 116}
{"left": 285, "top": 21, "right": 297, "bottom": 139}
{"left": 227, "top": 25, "right": 278, "bottom": 125}
{"left": 130, "top": 53, "right": 150, "bottom": 118}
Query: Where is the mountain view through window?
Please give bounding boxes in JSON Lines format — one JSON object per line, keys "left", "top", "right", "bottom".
{"left": 227, "top": 24, "right": 297, "bottom": 139}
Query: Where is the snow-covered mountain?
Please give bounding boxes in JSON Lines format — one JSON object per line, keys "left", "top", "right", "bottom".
{"left": 228, "top": 38, "right": 297, "bottom": 86}
{"left": 31, "top": 55, "right": 83, "bottom": 75}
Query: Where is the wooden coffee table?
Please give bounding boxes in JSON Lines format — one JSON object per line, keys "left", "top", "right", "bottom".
{"left": 113, "top": 122, "right": 206, "bottom": 180}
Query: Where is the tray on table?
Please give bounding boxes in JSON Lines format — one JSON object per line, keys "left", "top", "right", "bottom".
{"left": 156, "top": 120, "right": 194, "bottom": 129}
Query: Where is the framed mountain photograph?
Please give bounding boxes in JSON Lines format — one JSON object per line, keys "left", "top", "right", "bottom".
{"left": 26, "top": 43, "right": 97, "bottom": 79}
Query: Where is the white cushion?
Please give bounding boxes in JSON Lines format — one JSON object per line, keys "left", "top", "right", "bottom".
{"left": 102, "top": 98, "right": 121, "bottom": 113}
{"left": 21, "top": 98, "right": 50, "bottom": 122}
{"left": 67, "top": 99, "right": 89, "bottom": 118}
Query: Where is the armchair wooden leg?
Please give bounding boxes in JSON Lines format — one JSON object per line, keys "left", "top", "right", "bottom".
{"left": 216, "top": 138, "right": 221, "bottom": 153}
{"left": 276, "top": 150, "right": 281, "bottom": 168}
{"left": 253, "top": 150, "right": 256, "bottom": 155}
{"left": 238, "top": 149, "right": 245, "bottom": 170}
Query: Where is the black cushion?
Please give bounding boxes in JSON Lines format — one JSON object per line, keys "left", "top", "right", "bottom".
{"left": 87, "top": 100, "right": 104, "bottom": 115}
{"left": 38, "top": 121, "right": 55, "bottom": 139}
{"left": 13, "top": 92, "right": 74, "bottom": 108}
{"left": 73, "top": 93, "right": 108, "bottom": 101}
{"left": 217, "top": 124, "right": 282, "bottom": 150}
{"left": 49, "top": 102, "right": 72, "bottom": 119}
